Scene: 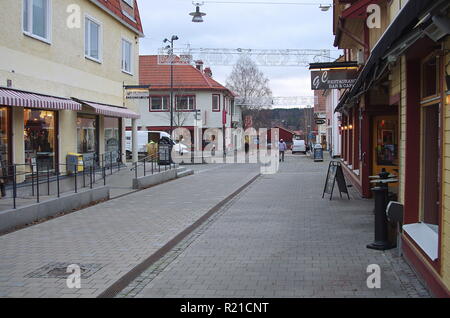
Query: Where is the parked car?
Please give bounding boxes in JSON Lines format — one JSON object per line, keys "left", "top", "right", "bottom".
{"left": 292, "top": 139, "right": 306, "bottom": 154}
{"left": 125, "top": 131, "right": 173, "bottom": 158}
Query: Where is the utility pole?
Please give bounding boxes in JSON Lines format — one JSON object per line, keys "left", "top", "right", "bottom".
{"left": 164, "top": 36, "right": 179, "bottom": 137}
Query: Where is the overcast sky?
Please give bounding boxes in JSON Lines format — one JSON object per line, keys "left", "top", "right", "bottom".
{"left": 136, "top": 0, "right": 340, "bottom": 105}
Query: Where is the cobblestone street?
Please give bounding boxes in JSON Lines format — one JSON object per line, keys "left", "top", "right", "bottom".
{"left": 0, "top": 154, "right": 431, "bottom": 298}
{"left": 120, "top": 154, "right": 430, "bottom": 298}
{"left": 0, "top": 163, "right": 259, "bottom": 298}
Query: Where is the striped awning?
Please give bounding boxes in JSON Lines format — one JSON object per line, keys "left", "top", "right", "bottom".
{"left": 0, "top": 88, "right": 82, "bottom": 110}
{"left": 78, "top": 100, "right": 140, "bottom": 119}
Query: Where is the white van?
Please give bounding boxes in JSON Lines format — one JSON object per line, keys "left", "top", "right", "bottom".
{"left": 292, "top": 139, "right": 306, "bottom": 154}
{"left": 125, "top": 131, "right": 172, "bottom": 157}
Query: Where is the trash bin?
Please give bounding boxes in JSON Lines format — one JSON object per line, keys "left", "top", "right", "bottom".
{"left": 313, "top": 144, "right": 323, "bottom": 162}
{"left": 158, "top": 139, "right": 172, "bottom": 165}
{"left": 66, "top": 153, "right": 84, "bottom": 174}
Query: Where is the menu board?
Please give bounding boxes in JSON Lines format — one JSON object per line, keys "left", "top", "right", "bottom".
{"left": 322, "top": 161, "right": 350, "bottom": 200}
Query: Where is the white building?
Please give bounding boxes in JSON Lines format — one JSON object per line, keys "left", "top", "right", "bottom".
{"left": 324, "top": 89, "right": 341, "bottom": 158}
{"left": 126, "top": 56, "right": 241, "bottom": 145}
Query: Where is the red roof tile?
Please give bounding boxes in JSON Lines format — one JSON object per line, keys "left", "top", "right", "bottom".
{"left": 93, "top": 0, "right": 143, "bottom": 35}
{"left": 139, "top": 55, "right": 233, "bottom": 94}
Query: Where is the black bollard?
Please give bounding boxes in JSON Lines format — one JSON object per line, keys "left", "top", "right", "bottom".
{"left": 367, "top": 186, "right": 395, "bottom": 250}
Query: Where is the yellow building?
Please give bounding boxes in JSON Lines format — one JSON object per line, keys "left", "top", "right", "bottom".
{"left": 334, "top": 0, "right": 450, "bottom": 296}
{"left": 0, "top": 0, "right": 142, "bottom": 178}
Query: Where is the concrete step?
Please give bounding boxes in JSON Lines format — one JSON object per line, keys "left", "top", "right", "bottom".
{"left": 177, "top": 169, "right": 194, "bottom": 178}
{"left": 176, "top": 166, "right": 187, "bottom": 173}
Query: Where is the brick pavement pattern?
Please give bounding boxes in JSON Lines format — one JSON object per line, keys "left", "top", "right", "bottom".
{"left": 127, "top": 155, "right": 430, "bottom": 298}
{"left": 0, "top": 164, "right": 260, "bottom": 298}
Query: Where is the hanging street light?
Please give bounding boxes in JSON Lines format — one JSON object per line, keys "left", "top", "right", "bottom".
{"left": 190, "top": 2, "right": 207, "bottom": 23}
{"left": 319, "top": 4, "right": 331, "bottom": 11}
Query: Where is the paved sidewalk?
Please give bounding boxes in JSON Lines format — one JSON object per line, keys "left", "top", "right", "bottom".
{"left": 123, "top": 155, "right": 430, "bottom": 298}
{"left": 0, "top": 164, "right": 260, "bottom": 298}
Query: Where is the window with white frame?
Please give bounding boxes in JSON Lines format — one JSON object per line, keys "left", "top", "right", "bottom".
{"left": 224, "top": 97, "right": 229, "bottom": 113}
{"left": 23, "top": 0, "right": 51, "bottom": 42}
{"left": 122, "top": 39, "right": 132, "bottom": 74}
{"left": 85, "top": 16, "right": 101, "bottom": 62}
{"left": 212, "top": 94, "right": 220, "bottom": 111}
{"left": 176, "top": 96, "right": 195, "bottom": 110}
{"left": 150, "top": 96, "right": 169, "bottom": 111}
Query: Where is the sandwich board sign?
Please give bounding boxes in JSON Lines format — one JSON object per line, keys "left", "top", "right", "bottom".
{"left": 322, "top": 161, "right": 350, "bottom": 200}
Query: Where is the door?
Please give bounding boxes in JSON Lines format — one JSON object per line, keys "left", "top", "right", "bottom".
{"left": 372, "top": 115, "right": 399, "bottom": 177}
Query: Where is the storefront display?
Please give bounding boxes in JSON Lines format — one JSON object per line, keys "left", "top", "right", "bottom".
{"left": 0, "top": 107, "right": 10, "bottom": 166}
{"left": 373, "top": 116, "right": 398, "bottom": 178}
{"left": 24, "top": 109, "right": 56, "bottom": 169}
{"left": 104, "top": 117, "right": 121, "bottom": 164}
{"left": 77, "top": 114, "right": 98, "bottom": 165}
{"left": 0, "top": 107, "right": 10, "bottom": 187}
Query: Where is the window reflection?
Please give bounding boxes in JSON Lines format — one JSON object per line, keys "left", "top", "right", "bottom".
{"left": 24, "top": 109, "right": 55, "bottom": 169}
{"left": 77, "top": 115, "right": 98, "bottom": 155}
{"left": 375, "top": 119, "right": 397, "bottom": 166}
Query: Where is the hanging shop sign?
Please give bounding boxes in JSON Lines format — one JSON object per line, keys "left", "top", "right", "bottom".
{"left": 126, "top": 90, "right": 150, "bottom": 99}
{"left": 310, "top": 69, "right": 358, "bottom": 90}
{"left": 315, "top": 119, "right": 326, "bottom": 125}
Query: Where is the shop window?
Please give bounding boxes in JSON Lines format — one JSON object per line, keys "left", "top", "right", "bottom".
{"left": 421, "top": 55, "right": 439, "bottom": 99}
{"left": 77, "top": 115, "right": 98, "bottom": 157}
{"left": 375, "top": 119, "right": 397, "bottom": 166}
{"left": 421, "top": 104, "right": 440, "bottom": 231}
{"left": 0, "top": 107, "right": 10, "bottom": 166}
{"left": 24, "top": 109, "right": 56, "bottom": 169}
{"left": 150, "top": 96, "right": 169, "bottom": 111}
{"left": 104, "top": 117, "right": 121, "bottom": 163}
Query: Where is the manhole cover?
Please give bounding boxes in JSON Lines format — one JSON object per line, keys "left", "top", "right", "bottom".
{"left": 25, "top": 262, "right": 103, "bottom": 279}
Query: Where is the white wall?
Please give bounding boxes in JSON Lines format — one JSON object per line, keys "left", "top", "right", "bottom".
{"left": 326, "top": 90, "right": 341, "bottom": 157}
{"left": 127, "top": 91, "right": 232, "bottom": 130}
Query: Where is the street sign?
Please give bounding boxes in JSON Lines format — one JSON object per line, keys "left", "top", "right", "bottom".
{"left": 315, "top": 119, "right": 326, "bottom": 125}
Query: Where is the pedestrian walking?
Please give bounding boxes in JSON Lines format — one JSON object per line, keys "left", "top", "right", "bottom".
{"left": 279, "top": 139, "right": 287, "bottom": 162}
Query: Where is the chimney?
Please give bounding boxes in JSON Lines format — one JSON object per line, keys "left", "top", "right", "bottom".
{"left": 204, "top": 67, "right": 212, "bottom": 77}
{"left": 195, "top": 60, "right": 204, "bottom": 72}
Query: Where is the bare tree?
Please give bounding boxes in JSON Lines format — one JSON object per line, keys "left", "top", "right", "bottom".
{"left": 155, "top": 88, "right": 192, "bottom": 131}
{"left": 226, "top": 56, "right": 273, "bottom": 110}
{"left": 226, "top": 56, "right": 273, "bottom": 130}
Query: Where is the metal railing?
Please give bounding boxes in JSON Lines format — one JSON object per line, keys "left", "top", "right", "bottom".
{"left": 1, "top": 151, "right": 124, "bottom": 210}
{"left": 130, "top": 147, "right": 176, "bottom": 179}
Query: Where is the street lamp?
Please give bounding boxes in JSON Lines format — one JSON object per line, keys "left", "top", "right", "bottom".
{"left": 319, "top": 4, "right": 331, "bottom": 11}
{"left": 190, "top": 2, "right": 206, "bottom": 23}
{"left": 163, "top": 35, "right": 179, "bottom": 137}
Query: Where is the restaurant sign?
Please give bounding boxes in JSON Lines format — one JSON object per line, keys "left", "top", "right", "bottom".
{"left": 311, "top": 69, "right": 357, "bottom": 90}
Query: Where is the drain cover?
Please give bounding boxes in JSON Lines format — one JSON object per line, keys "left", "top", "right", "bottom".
{"left": 25, "top": 262, "right": 103, "bottom": 279}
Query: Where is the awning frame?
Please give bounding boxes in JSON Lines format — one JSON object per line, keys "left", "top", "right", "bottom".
{"left": 74, "top": 98, "right": 140, "bottom": 119}
{"left": 0, "top": 87, "right": 82, "bottom": 111}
